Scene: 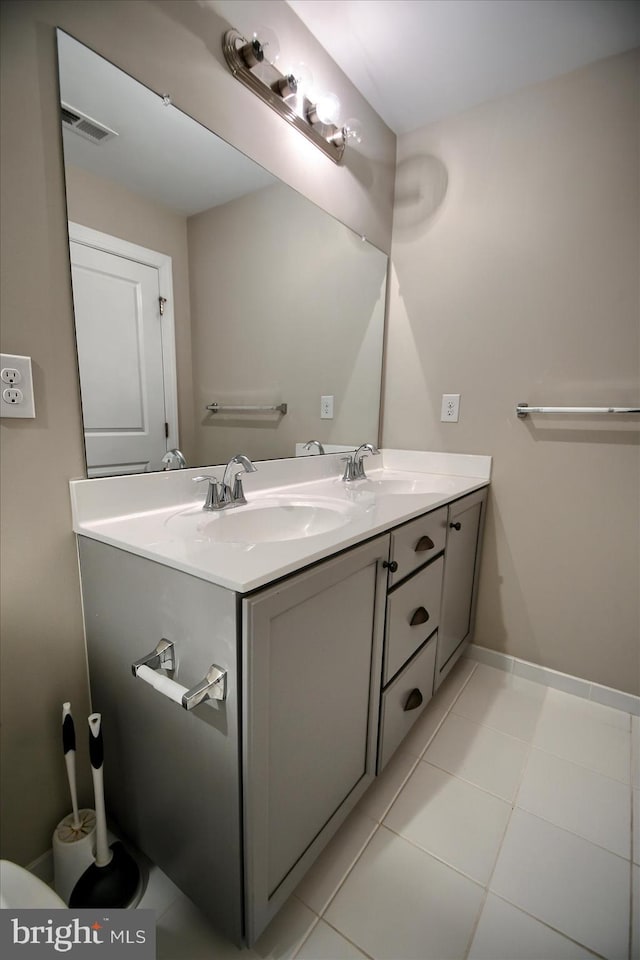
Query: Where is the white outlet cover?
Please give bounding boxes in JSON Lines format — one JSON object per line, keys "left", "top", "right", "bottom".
{"left": 320, "top": 395, "right": 334, "bottom": 419}
{"left": 0, "top": 354, "right": 35, "bottom": 418}
{"left": 440, "top": 393, "right": 460, "bottom": 422}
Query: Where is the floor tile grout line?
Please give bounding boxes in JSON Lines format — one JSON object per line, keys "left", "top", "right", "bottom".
{"left": 525, "top": 740, "right": 634, "bottom": 788}
{"left": 417, "top": 756, "right": 520, "bottom": 806}
{"left": 525, "top": 739, "right": 631, "bottom": 786}
{"left": 366, "top": 753, "right": 422, "bottom": 824}
{"left": 306, "top": 822, "right": 381, "bottom": 924}
{"left": 378, "top": 819, "right": 497, "bottom": 891}
{"left": 485, "top": 891, "right": 610, "bottom": 960}
{"left": 308, "top": 915, "right": 377, "bottom": 960}
{"left": 514, "top": 797, "right": 632, "bottom": 863}
{"left": 462, "top": 732, "right": 534, "bottom": 960}
{"left": 290, "top": 909, "right": 322, "bottom": 959}
{"left": 419, "top": 755, "right": 522, "bottom": 804}
{"left": 295, "top": 814, "right": 379, "bottom": 918}
{"left": 450, "top": 704, "right": 544, "bottom": 745}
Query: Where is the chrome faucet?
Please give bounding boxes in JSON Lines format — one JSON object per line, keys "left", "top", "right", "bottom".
{"left": 303, "top": 440, "right": 325, "bottom": 455}
{"left": 353, "top": 443, "right": 380, "bottom": 480}
{"left": 221, "top": 454, "right": 258, "bottom": 507}
{"left": 162, "top": 448, "right": 187, "bottom": 470}
{"left": 193, "top": 454, "right": 257, "bottom": 511}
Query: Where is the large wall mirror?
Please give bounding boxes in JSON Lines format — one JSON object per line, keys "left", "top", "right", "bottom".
{"left": 57, "top": 31, "right": 388, "bottom": 478}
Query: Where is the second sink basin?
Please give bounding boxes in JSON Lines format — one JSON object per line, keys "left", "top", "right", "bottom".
{"left": 165, "top": 497, "right": 360, "bottom": 544}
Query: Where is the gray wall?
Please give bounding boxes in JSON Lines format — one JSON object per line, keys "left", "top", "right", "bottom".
{"left": 0, "top": 0, "right": 395, "bottom": 865}
{"left": 383, "top": 49, "right": 640, "bottom": 695}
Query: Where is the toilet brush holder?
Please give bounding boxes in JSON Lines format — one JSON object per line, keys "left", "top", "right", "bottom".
{"left": 52, "top": 808, "right": 97, "bottom": 905}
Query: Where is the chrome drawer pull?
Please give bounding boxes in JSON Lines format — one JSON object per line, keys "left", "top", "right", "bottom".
{"left": 415, "top": 535, "right": 435, "bottom": 552}
{"left": 132, "top": 640, "right": 227, "bottom": 709}
{"left": 404, "top": 688, "right": 423, "bottom": 711}
{"left": 409, "top": 607, "right": 430, "bottom": 626}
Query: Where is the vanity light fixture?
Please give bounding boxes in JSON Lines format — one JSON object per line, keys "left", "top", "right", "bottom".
{"left": 223, "top": 28, "right": 361, "bottom": 163}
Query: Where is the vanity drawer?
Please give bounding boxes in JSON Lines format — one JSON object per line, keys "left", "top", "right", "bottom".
{"left": 388, "top": 506, "right": 447, "bottom": 585}
{"left": 384, "top": 556, "right": 443, "bottom": 684}
{"left": 378, "top": 633, "right": 437, "bottom": 772}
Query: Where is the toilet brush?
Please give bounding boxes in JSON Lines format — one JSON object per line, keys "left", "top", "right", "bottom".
{"left": 61, "top": 702, "right": 81, "bottom": 830}
{"left": 53, "top": 703, "right": 97, "bottom": 903}
{"left": 69, "top": 713, "right": 140, "bottom": 908}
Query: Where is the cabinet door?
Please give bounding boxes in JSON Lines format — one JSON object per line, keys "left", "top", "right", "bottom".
{"left": 435, "top": 488, "right": 487, "bottom": 688}
{"left": 242, "top": 536, "right": 388, "bottom": 943}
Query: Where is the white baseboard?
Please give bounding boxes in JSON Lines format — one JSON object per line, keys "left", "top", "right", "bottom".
{"left": 467, "top": 644, "right": 640, "bottom": 716}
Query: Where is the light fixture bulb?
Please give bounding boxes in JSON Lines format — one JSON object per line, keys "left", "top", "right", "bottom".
{"left": 313, "top": 93, "right": 341, "bottom": 126}
{"left": 252, "top": 26, "right": 280, "bottom": 65}
{"left": 343, "top": 117, "right": 364, "bottom": 145}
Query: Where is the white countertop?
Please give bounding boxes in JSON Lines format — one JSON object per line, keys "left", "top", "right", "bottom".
{"left": 70, "top": 450, "right": 491, "bottom": 593}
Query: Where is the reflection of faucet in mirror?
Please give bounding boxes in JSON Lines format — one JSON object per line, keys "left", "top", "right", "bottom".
{"left": 353, "top": 443, "right": 380, "bottom": 480}
{"left": 221, "top": 454, "right": 258, "bottom": 508}
{"left": 162, "top": 449, "right": 187, "bottom": 470}
{"left": 303, "top": 440, "right": 325, "bottom": 455}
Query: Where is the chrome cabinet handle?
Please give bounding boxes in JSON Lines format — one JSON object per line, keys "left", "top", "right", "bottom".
{"left": 409, "top": 607, "right": 430, "bottom": 626}
{"left": 132, "top": 640, "right": 227, "bottom": 709}
{"left": 415, "top": 535, "right": 435, "bottom": 552}
{"left": 404, "top": 688, "right": 423, "bottom": 711}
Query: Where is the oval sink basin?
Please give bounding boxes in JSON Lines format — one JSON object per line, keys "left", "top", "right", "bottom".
{"left": 165, "top": 498, "right": 358, "bottom": 544}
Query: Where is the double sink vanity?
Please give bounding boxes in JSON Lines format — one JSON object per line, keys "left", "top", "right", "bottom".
{"left": 70, "top": 448, "right": 490, "bottom": 945}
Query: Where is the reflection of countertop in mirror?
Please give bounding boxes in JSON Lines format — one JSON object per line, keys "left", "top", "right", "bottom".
{"left": 70, "top": 450, "right": 491, "bottom": 593}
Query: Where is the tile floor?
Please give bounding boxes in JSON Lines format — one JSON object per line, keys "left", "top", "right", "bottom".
{"left": 133, "top": 658, "right": 638, "bottom": 959}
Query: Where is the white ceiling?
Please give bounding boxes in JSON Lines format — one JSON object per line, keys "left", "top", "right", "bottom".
{"left": 287, "top": 0, "right": 640, "bottom": 134}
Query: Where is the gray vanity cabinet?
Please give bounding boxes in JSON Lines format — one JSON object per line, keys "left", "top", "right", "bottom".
{"left": 435, "top": 488, "right": 488, "bottom": 689}
{"left": 241, "top": 535, "right": 388, "bottom": 942}
{"left": 75, "top": 487, "right": 487, "bottom": 946}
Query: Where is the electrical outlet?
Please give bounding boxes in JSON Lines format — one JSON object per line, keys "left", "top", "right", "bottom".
{"left": 0, "top": 354, "right": 35, "bottom": 418}
{"left": 1, "top": 366, "right": 22, "bottom": 385}
{"left": 440, "top": 394, "right": 460, "bottom": 422}
{"left": 320, "top": 395, "right": 334, "bottom": 419}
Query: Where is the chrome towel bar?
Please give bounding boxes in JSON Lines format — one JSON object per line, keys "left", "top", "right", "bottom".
{"left": 206, "top": 402, "right": 287, "bottom": 414}
{"left": 517, "top": 403, "right": 640, "bottom": 419}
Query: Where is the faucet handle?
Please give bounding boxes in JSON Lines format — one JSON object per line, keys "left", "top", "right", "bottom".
{"left": 340, "top": 455, "right": 357, "bottom": 482}
{"left": 193, "top": 475, "right": 221, "bottom": 511}
{"left": 231, "top": 474, "right": 248, "bottom": 506}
